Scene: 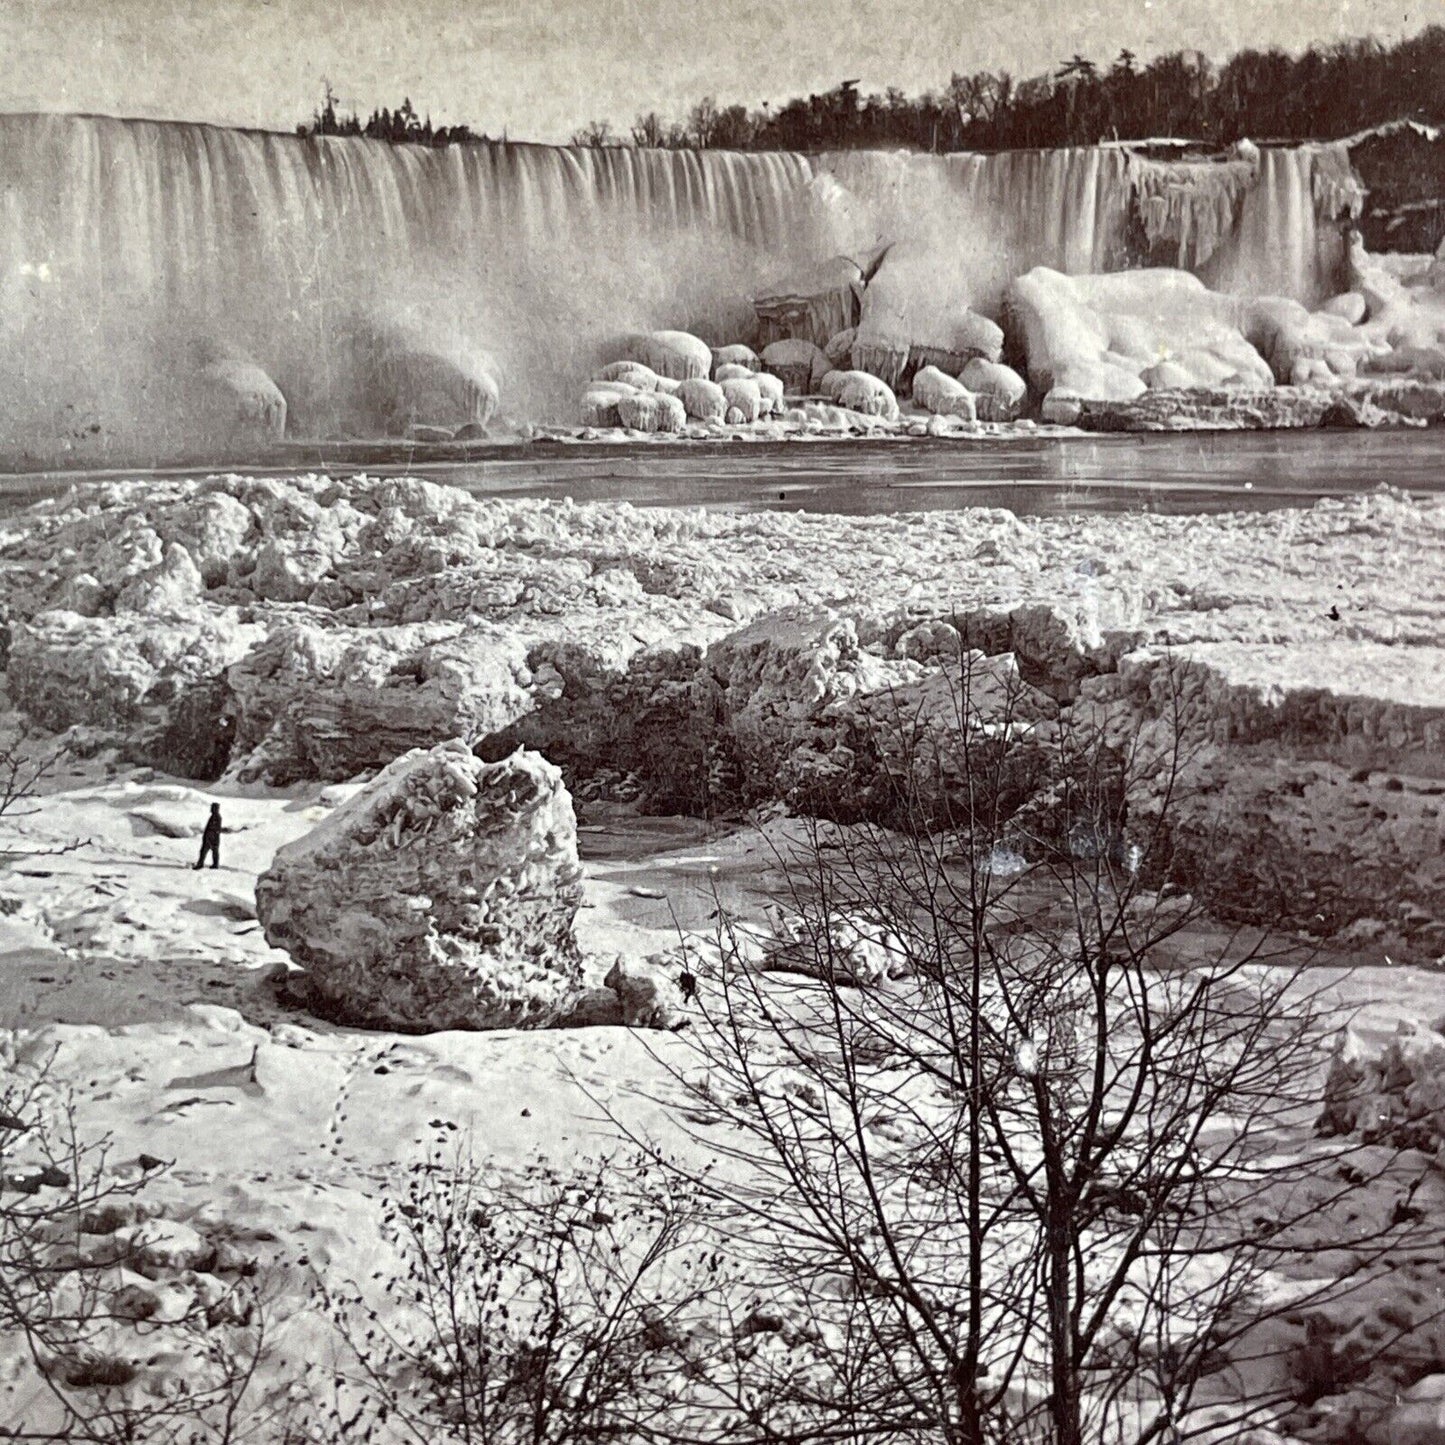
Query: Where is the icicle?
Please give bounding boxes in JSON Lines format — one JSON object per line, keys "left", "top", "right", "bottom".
{"left": 1125, "top": 150, "right": 1260, "bottom": 269}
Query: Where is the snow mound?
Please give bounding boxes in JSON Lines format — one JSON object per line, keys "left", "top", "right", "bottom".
{"left": 961, "top": 358, "right": 1028, "bottom": 421}
{"left": 256, "top": 741, "right": 585, "bottom": 1032}
{"left": 353, "top": 317, "right": 502, "bottom": 432}
{"left": 835, "top": 370, "right": 900, "bottom": 420}
{"left": 188, "top": 344, "right": 287, "bottom": 442}
{"left": 580, "top": 382, "right": 637, "bottom": 427}
{"left": 720, "top": 377, "right": 763, "bottom": 424}
{"left": 593, "top": 360, "right": 665, "bottom": 391}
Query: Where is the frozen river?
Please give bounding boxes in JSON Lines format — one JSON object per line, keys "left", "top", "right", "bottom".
{"left": 2, "top": 427, "right": 1441, "bottom": 517}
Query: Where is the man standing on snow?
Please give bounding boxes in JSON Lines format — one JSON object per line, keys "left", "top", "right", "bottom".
{"left": 194, "top": 802, "right": 222, "bottom": 871}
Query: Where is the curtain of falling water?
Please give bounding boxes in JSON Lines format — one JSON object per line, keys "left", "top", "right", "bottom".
{"left": 0, "top": 113, "right": 1345, "bottom": 467}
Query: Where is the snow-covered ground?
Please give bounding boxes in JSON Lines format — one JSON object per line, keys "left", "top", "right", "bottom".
{"left": 0, "top": 753, "right": 1442, "bottom": 1442}
{"left": 0, "top": 475, "right": 1442, "bottom": 1440}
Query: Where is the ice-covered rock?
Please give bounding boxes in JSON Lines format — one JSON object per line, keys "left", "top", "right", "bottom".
{"left": 835, "top": 370, "right": 900, "bottom": 420}
{"left": 720, "top": 377, "right": 763, "bottom": 424}
{"left": 228, "top": 622, "right": 532, "bottom": 784}
{"left": 912, "top": 366, "right": 978, "bottom": 421}
{"left": 188, "top": 342, "right": 287, "bottom": 443}
{"left": 1319, "top": 291, "right": 1368, "bottom": 325}
{"left": 616, "top": 391, "right": 686, "bottom": 433}
{"left": 1317, "top": 1018, "right": 1445, "bottom": 1152}
{"left": 1005, "top": 267, "right": 1275, "bottom": 413}
{"left": 601, "top": 956, "right": 682, "bottom": 1028}
{"left": 823, "top": 327, "right": 856, "bottom": 368}
{"left": 580, "top": 382, "right": 637, "bottom": 427}
{"left": 700, "top": 608, "right": 881, "bottom": 789}
{"left": 594, "top": 360, "right": 665, "bottom": 391}
{"left": 353, "top": 317, "right": 501, "bottom": 433}
{"left": 960, "top": 358, "right": 1028, "bottom": 422}
{"left": 761, "top": 911, "right": 907, "bottom": 986}
{"left": 677, "top": 377, "right": 728, "bottom": 423}
{"left": 8, "top": 607, "right": 260, "bottom": 772}
{"left": 710, "top": 344, "right": 759, "bottom": 376}
{"left": 761, "top": 339, "right": 830, "bottom": 395}
{"left": 1245, "top": 295, "right": 1380, "bottom": 385}
{"left": 256, "top": 741, "right": 584, "bottom": 1032}
{"left": 620, "top": 330, "right": 712, "bottom": 382}
{"left": 114, "top": 543, "right": 206, "bottom": 615}
{"left": 753, "top": 371, "right": 784, "bottom": 414}
{"left": 853, "top": 242, "right": 1005, "bottom": 386}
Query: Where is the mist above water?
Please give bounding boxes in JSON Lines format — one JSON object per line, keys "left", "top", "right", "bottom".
{"left": 0, "top": 113, "right": 1349, "bottom": 467}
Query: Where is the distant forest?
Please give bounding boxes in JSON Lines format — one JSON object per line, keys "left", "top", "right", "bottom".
{"left": 299, "top": 26, "right": 1445, "bottom": 153}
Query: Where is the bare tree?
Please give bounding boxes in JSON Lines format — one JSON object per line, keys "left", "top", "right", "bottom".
{"left": 323, "top": 1134, "right": 751, "bottom": 1445}
{"left": 569, "top": 120, "right": 619, "bottom": 149}
{"left": 626, "top": 646, "right": 1432, "bottom": 1445}
{"left": 0, "top": 1058, "right": 276, "bottom": 1443}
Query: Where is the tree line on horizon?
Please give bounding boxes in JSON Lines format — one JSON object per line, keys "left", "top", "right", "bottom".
{"left": 299, "top": 26, "right": 1444, "bottom": 154}
{"left": 297, "top": 83, "right": 486, "bottom": 147}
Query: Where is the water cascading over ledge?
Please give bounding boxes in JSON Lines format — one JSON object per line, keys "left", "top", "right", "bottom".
{"left": 0, "top": 112, "right": 1354, "bottom": 467}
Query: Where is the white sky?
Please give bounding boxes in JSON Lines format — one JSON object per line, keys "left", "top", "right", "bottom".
{"left": 0, "top": 0, "right": 1431, "bottom": 143}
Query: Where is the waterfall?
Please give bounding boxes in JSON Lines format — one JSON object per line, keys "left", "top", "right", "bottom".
{"left": 0, "top": 113, "right": 1350, "bottom": 466}
{"left": 1200, "top": 145, "right": 1351, "bottom": 303}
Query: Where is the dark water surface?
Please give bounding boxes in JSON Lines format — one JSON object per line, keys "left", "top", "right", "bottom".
{"left": 3, "top": 428, "right": 1441, "bottom": 519}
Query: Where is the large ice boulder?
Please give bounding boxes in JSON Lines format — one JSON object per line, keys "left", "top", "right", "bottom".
{"left": 720, "top": 377, "right": 763, "bottom": 424}
{"left": 1317, "top": 1019, "right": 1445, "bottom": 1153}
{"left": 580, "top": 383, "right": 637, "bottom": 428}
{"left": 753, "top": 371, "right": 784, "bottom": 415}
{"left": 754, "top": 257, "right": 863, "bottom": 348}
{"left": 8, "top": 606, "right": 261, "bottom": 778}
{"left": 853, "top": 243, "right": 1005, "bottom": 388}
{"left": 256, "top": 741, "right": 585, "bottom": 1032}
{"left": 594, "top": 361, "right": 666, "bottom": 391}
{"left": 228, "top": 622, "right": 532, "bottom": 784}
{"left": 761, "top": 339, "right": 830, "bottom": 395}
{"left": 619, "top": 330, "right": 712, "bottom": 382}
{"left": 1005, "top": 267, "right": 1276, "bottom": 414}
{"left": 1244, "top": 296, "right": 1381, "bottom": 385}
{"left": 699, "top": 607, "right": 900, "bottom": 795}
